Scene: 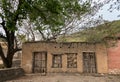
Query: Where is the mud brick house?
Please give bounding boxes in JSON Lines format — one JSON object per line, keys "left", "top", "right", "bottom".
{"left": 22, "top": 41, "right": 108, "bottom": 75}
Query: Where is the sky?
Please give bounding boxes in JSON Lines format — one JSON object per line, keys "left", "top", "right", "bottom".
{"left": 95, "top": 0, "right": 120, "bottom": 21}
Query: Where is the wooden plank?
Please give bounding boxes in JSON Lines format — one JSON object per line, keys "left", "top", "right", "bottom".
{"left": 83, "top": 52, "right": 97, "bottom": 73}
{"left": 33, "top": 52, "right": 47, "bottom": 75}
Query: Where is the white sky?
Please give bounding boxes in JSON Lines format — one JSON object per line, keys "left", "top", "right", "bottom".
{"left": 94, "top": 0, "right": 120, "bottom": 21}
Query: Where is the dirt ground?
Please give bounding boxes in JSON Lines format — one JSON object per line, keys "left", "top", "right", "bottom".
{"left": 6, "top": 73, "right": 120, "bottom": 82}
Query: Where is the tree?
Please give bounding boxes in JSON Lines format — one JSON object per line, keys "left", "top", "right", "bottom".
{"left": 0, "top": 0, "right": 30, "bottom": 68}
{"left": 107, "top": 0, "right": 120, "bottom": 12}
{"left": 29, "top": 0, "right": 91, "bottom": 41}
{"left": 17, "top": 17, "right": 36, "bottom": 42}
{"left": 0, "top": 0, "right": 91, "bottom": 68}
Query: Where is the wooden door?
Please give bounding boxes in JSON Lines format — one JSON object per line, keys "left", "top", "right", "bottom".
{"left": 83, "top": 52, "right": 97, "bottom": 73}
{"left": 33, "top": 52, "right": 47, "bottom": 75}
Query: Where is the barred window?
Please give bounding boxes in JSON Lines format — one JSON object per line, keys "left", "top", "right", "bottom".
{"left": 52, "top": 54, "right": 62, "bottom": 68}
{"left": 67, "top": 53, "right": 77, "bottom": 68}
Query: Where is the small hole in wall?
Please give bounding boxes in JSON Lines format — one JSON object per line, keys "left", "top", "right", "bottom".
{"left": 54, "top": 46, "right": 56, "bottom": 48}
{"left": 60, "top": 47, "right": 62, "bottom": 48}
{"left": 68, "top": 47, "right": 70, "bottom": 48}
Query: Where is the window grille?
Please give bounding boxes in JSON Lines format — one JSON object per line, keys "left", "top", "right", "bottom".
{"left": 67, "top": 53, "right": 77, "bottom": 68}
{"left": 52, "top": 54, "right": 62, "bottom": 68}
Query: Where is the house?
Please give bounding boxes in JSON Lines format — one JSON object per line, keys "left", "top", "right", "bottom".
{"left": 22, "top": 41, "right": 108, "bottom": 75}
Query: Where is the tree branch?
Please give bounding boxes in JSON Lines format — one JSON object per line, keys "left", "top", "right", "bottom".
{"left": 38, "top": 30, "right": 46, "bottom": 40}
{"left": 14, "top": 48, "right": 22, "bottom": 53}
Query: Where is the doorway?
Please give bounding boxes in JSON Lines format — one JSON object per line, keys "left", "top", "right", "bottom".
{"left": 83, "top": 52, "right": 97, "bottom": 73}
{"left": 33, "top": 52, "right": 47, "bottom": 75}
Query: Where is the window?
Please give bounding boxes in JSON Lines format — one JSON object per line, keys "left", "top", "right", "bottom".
{"left": 67, "top": 53, "right": 77, "bottom": 68}
{"left": 52, "top": 54, "right": 62, "bottom": 68}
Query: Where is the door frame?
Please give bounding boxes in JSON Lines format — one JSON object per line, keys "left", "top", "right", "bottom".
{"left": 32, "top": 51, "right": 47, "bottom": 74}
{"left": 82, "top": 51, "right": 97, "bottom": 73}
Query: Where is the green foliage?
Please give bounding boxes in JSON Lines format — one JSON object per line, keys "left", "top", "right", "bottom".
{"left": 29, "top": 0, "right": 90, "bottom": 35}
{"left": 0, "top": 0, "right": 90, "bottom": 36}
{"left": 0, "top": 0, "right": 91, "bottom": 42}
{"left": 0, "top": 0, "right": 30, "bottom": 31}
{"left": 85, "top": 20, "right": 120, "bottom": 42}
{"left": 17, "top": 34, "right": 26, "bottom": 42}
{"left": 58, "top": 20, "right": 120, "bottom": 42}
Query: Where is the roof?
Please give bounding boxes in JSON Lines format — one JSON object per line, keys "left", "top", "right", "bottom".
{"left": 24, "top": 41, "right": 100, "bottom": 44}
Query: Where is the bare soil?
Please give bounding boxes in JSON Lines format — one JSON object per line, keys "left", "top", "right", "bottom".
{"left": 6, "top": 73, "right": 120, "bottom": 82}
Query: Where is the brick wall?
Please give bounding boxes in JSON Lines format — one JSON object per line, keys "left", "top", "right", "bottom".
{"left": 108, "top": 40, "right": 120, "bottom": 74}
{"left": 0, "top": 68, "right": 24, "bottom": 81}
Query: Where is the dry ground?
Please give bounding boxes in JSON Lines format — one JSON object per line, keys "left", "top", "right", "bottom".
{"left": 6, "top": 73, "right": 120, "bottom": 82}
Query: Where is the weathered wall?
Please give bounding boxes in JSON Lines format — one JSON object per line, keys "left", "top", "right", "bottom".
{"left": 22, "top": 41, "right": 108, "bottom": 74}
{"left": 96, "top": 43, "right": 108, "bottom": 74}
{"left": 0, "top": 68, "right": 24, "bottom": 81}
{"left": 108, "top": 40, "right": 120, "bottom": 74}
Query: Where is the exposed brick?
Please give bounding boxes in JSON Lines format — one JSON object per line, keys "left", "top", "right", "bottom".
{"left": 108, "top": 40, "right": 120, "bottom": 74}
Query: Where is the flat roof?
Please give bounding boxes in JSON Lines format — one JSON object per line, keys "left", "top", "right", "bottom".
{"left": 23, "top": 41, "right": 100, "bottom": 44}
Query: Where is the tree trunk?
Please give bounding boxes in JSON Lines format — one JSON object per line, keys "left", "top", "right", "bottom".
{"left": 0, "top": 21, "right": 21, "bottom": 68}
{"left": 0, "top": 45, "right": 14, "bottom": 68}
{"left": 0, "top": 28, "right": 15, "bottom": 68}
{"left": 6, "top": 55, "right": 14, "bottom": 68}
{"left": 0, "top": 0, "right": 23, "bottom": 68}
{"left": 3, "top": 57, "right": 13, "bottom": 68}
